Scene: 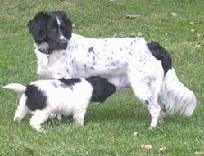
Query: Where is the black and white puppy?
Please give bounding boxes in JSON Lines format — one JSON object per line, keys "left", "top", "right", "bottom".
{"left": 3, "top": 76, "right": 116, "bottom": 132}
{"left": 28, "top": 11, "right": 197, "bottom": 128}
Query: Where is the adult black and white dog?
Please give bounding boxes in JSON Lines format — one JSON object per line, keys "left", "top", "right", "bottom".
{"left": 3, "top": 76, "right": 116, "bottom": 132}
{"left": 28, "top": 11, "right": 197, "bottom": 128}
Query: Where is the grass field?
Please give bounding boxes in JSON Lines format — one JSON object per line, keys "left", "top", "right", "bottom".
{"left": 0, "top": 0, "right": 204, "bottom": 155}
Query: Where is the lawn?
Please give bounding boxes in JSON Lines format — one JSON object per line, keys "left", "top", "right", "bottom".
{"left": 0, "top": 0, "right": 204, "bottom": 155}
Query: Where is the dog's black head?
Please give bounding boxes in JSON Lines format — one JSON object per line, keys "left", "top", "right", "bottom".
{"left": 28, "top": 11, "right": 72, "bottom": 54}
{"left": 86, "top": 76, "right": 116, "bottom": 103}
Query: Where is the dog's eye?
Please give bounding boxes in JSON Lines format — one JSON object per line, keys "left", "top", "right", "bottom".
{"left": 51, "top": 27, "right": 57, "bottom": 32}
{"left": 60, "top": 25, "right": 66, "bottom": 31}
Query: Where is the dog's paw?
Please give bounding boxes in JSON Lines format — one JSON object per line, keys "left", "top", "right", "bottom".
{"left": 13, "top": 116, "right": 21, "bottom": 122}
{"left": 148, "top": 126, "right": 157, "bottom": 130}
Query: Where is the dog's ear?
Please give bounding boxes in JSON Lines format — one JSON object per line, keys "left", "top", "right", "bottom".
{"left": 28, "top": 11, "right": 49, "bottom": 43}
{"left": 57, "top": 11, "right": 72, "bottom": 39}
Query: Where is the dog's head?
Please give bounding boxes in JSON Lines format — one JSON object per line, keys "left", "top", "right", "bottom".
{"left": 86, "top": 76, "right": 116, "bottom": 103}
{"left": 28, "top": 11, "right": 72, "bottom": 54}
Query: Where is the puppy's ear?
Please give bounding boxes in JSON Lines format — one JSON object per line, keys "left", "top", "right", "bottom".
{"left": 28, "top": 11, "right": 48, "bottom": 43}
{"left": 58, "top": 11, "right": 72, "bottom": 39}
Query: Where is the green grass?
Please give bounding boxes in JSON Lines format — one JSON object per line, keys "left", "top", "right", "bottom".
{"left": 0, "top": 0, "right": 204, "bottom": 155}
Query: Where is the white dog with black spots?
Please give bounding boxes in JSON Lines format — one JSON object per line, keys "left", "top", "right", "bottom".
{"left": 3, "top": 76, "right": 116, "bottom": 132}
{"left": 27, "top": 11, "right": 197, "bottom": 128}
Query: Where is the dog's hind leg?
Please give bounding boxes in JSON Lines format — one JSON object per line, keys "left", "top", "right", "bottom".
{"left": 128, "top": 67, "right": 163, "bottom": 128}
{"left": 29, "top": 111, "right": 49, "bottom": 132}
{"left": 13, "top": 94, "right": 29, "bottom": 122}
{"left": 146, "top": 97, "right": 161, "bottom": 128}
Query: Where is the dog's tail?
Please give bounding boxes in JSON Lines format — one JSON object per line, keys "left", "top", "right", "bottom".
{"left": 2, "top": 83, "right": 26, "bottom": 92}
{"left": 159, "top": 68, "right": 197, "bottom": 116}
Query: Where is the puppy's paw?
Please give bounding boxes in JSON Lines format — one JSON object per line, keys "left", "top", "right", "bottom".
{"left": 56, "top": 114, "right": 62, "bottom": 121}
{"left": 13, "top": 116, "right": 21, "bottom": 122}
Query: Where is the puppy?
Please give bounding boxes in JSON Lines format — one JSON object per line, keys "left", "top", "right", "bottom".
{"left": 28, "top": 11, "right": 197, "bottom": 128}
{"left": 3, "top": 76, "right": 116, "bottom": 132}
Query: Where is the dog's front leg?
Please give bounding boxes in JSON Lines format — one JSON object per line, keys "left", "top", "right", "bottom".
{"left": 35, "top": 50, "right": 50, "bottom": 77}
{"left": 29, "top": 111, "right": 49, "bottom": 132}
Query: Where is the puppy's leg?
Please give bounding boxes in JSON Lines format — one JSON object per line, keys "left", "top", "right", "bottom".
{"left": 73, "top": 110, "right": 86, "bottom": 126}
{"left": 29, "top": 111, "right": 49, "bottom": 132}
{"left": 49, "top": 114, "right": 62, "bottom": 121}
{"left": 14, "top": 94, "right": 29, "bottom": 122}
{"left": 56, "top": 114, "right": 62, "bottom": 121}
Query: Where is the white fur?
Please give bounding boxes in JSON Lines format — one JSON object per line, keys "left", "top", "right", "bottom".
{"left": 3, "top": 83, "right": 26, "bottom": 92}
{"left": 159, "top": 69, "right": 197, "bottom": 116}
{"left": 3, "top": 79, "right": 93, "bottom": 132}
{"left": 34, "top": 33, "right": 197, "bottom": 128}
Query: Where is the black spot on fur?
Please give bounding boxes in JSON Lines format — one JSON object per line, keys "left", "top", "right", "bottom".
{"left": 86, "top": 76, "right": 116, "bottom": 103}
{"left": 88, "top": 47, "right": 94, "bottom": 52}
{"left": 147, "top": 41, "right": 172, "bottom": 75}
{"left": 66, "top": 69, "right": 70, "bottom": 74}
{"left": 59, "top": 78, "right": 81, "bottom": 88}
{"left": 111, "top": 62, "right": 116, "bottom": 66}
{"left": 25, "top": 85, "right": 47, "bottom": 111}
{"left": 93, "top": 56, "right": 96, "bottom": 61}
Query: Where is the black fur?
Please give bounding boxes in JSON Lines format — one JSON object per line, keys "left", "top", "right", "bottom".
{"left": 28, "top": 11, "right": 72, "bottom": 53}
{"left": 59, "top": 78, "right": 81, "bottom": 88}
{"left": 25, "top": 85, "right": 47, "bottom": 111}
{"left": 28, "top": 11, "right": 48, "bottom": 44}
{"left": 86, "top": 76, "right": 116, "bottom": 103}
{"left": 147, "top": 41, "right": 172, "bottom": 75}
{"left": 88, "top": 47, "right": 94, "bottom": 52}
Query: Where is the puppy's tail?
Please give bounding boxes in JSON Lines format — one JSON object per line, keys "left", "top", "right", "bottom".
{"left": 159, "top": 68, "right": 197, "bottom": 116}
{"left": 2, "top": 83, "right": 26, "bottom": 93}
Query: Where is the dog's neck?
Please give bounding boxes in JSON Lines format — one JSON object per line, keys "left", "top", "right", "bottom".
{"left": 66, "top": 33, "right": 84, "bottom": 50}
{"left": 34, "top": 33, "right": 82, "bottom": 55}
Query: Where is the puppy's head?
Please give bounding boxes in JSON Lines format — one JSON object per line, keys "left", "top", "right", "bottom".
{"left": 86, "top": 76, "right": 116, "bottom": 103}
{"left": 28, "top": 11, "right": 72, "bottom": 54}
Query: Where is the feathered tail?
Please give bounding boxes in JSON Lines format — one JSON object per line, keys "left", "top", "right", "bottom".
{"left": 2, "top": 83, "right": 26, "bottom": 92}
{"left": 159, "top": 68, "right": 197, "bottom": 116}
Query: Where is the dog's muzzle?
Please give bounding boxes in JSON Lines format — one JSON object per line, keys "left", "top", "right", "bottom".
{"left": 38, "top": 39, "right": 68, "bottom": 55}
{"left": 55, "top": 39, "right": 68, "bottom": 50}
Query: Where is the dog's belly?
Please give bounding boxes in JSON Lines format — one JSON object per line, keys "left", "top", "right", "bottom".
{"left": 69, "top": 61, "right": 130, "bottom": 90}
{"left": 107, "top": 76, "right": 131, "bottom": 90}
